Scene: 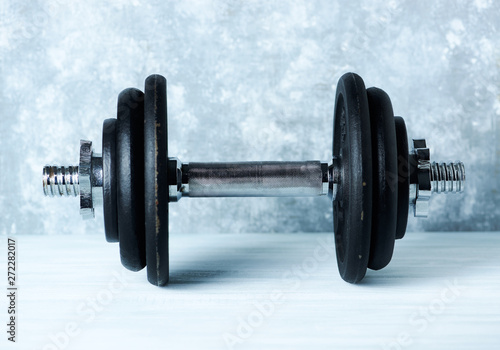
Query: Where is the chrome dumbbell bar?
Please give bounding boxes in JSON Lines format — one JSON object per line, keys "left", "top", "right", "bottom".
{"left": 43, "top": 149, "right": 463, "bottom": 216}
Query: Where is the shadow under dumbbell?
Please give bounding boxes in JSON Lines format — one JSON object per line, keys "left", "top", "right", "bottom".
{"left": 166, "top": 237, "right": 274, "bottom": 286}
{"left": 166, "top": 233, "right": 334, "bottom": 287}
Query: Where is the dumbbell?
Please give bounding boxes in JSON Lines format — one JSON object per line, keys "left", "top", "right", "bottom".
{"left": 43, "top": 73, "right": 466, "bottom": 286}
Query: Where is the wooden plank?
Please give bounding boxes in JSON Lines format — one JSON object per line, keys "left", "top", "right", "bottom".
{"left": 1, "top": 232, "right": 499, "bottom": 349}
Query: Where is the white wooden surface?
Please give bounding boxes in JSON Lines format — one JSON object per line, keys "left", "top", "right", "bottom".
{"left": 1, "top": 232, "right": 499, "bottom": 350}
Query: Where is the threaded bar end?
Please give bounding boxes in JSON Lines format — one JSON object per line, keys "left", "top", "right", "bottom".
{"left": 43, "top": 165, "right": 80, "bottom": 197}
{"left": 430, "top": 161, "right": 465, "bottom": 194}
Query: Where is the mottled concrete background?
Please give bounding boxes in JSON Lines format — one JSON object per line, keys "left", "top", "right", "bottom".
{"left": 0, "top": 0, "right": 498, "bottom": 235}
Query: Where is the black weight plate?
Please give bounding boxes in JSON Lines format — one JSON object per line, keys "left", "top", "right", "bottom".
{"left": 116, "top": 88, "right": 146, "bottom": 271}
{"left": 366, "top": 88, "right": 398, "bottom": 270}
{"left": 332, "top": 73, "right": 373, "bottom": 283}
{"left": 102, "top": 118, "right": 118, "bottom": 243}
{"left": 144, "top": 75, "right": 169, "bottom": 286}
{"left": 394, "top": 116, "right": 409, "bottom": 240}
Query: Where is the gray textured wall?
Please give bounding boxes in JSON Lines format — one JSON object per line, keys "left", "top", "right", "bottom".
{"left": 0, "top": 0, "right": 499, "bottom": 235}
